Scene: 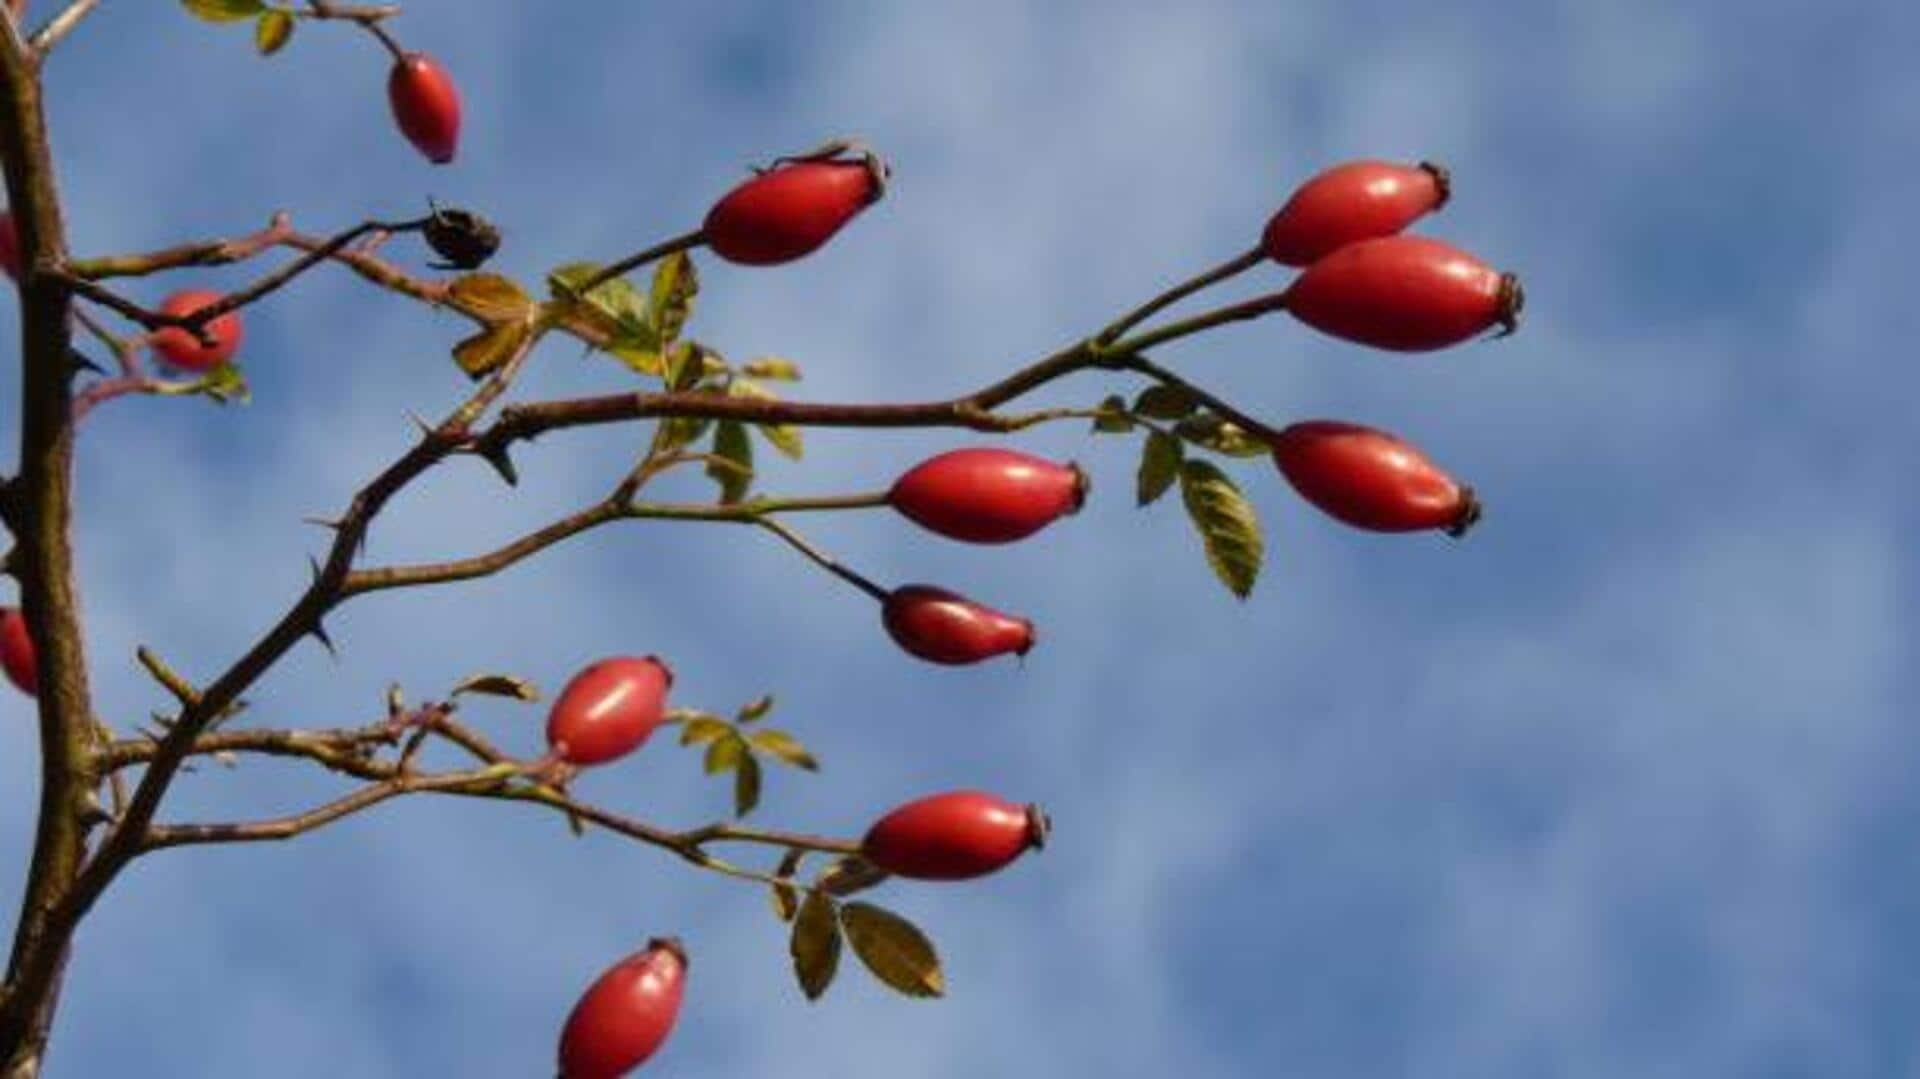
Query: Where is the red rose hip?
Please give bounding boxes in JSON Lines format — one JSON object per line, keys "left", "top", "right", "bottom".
{"left": 388, "top": 52, "right": 461, "bottom": 164}
{"left": 862, "top": 790, "right": 1049, "bottom": 881}
{"left": 1283, "top": 235, "right": 1521, "bottom": 352}
{"left": 0, "top": 212, "right": 18, "bottom": 280}
{"left": 1261, "top": 159, "right": 1449, "bottom": 267}
{"left": 881, "top": 586, "right": 1033, "bottom": 666}
{"left": 557, "top": 937, "right": 687, "bottom": 1078}
{"left": 1, "top": 607, "right": 36, "bottom": 697}
{"left": 703, "top": 158, "right": 882, "bottom": 266}
{"left": 888, "top": 447, "right": 1088, "bottom": 544}
{"left": 546, "top": 655, "right": 673, "bottom": 766}
{"left": 149, "top": 289, "right": 243, "bottom": 372}
{"left": 1269, "top": 420, "right": 1479, "bottom": 535}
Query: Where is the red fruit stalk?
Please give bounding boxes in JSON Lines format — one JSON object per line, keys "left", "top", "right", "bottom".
{"left": 1, "top": 607, "right": 37, "bottom": 697}
{"left": 888, "top": 448, "right": 1088, "bottom": 544}
{"left": 881, "top": 586, "right": 1033, "bottom": 666}
{"left": 546, "top": 656, "right": 673, "bottom": 766}
{"left": 1283, "top": 235, "right": 1521, "bottom": 352}
{"left": 557, "top": 937, "right": 688, "bottom": 1078}
{"left": 388, "top": 52, "right": 462, "bottom": 165}
{"left": 149, "top": 289, "right": 244, "bottom": 373}
{"left": 862, "top": 790, "right": 1049, "bottom": 881}
{"left": 1262, "top": 159, "right": 1450, "bottom": 267}
{"left": 703, "top": 157, "right": 884, "bottom": 266}
{"left": 1269, "top": 420, "right": 1479, "bottom": 535}
{"left": 0, "top": 212, "right": 18, "bottom": 280}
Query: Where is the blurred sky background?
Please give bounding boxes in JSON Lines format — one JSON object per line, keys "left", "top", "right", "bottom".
{"left": 2, "top": 1, "right": 1916, "bottom": 1076}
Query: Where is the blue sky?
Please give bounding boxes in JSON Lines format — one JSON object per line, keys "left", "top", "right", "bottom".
{"left": 2, "top": 1, "right": 1916, "bottom": 1075}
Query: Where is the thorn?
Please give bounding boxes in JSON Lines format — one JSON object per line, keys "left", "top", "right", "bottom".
{"left": 386, "top": 683, "right": 405, "bottom": 721}
{"left": 302, "top": 514, "right": 346, "bottom": 532}
{"left": 68, "top": 348, "right": 107, "bottom": 375}
{"left": 309, "top": 620, "right": 337, "bottom": 658}
{"left": 408, "top": 410, "right": 436, "bottom": 438}
{"left": 307, "top": 553, "right": 323, "bottom": 583}
{"left": 477, "top": 441, "right": 519, "bottom": 486}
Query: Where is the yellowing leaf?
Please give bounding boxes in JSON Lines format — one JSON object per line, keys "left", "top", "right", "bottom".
{"left": 736, "top": 694, "right": 775, "bottom": 723}
{"left": 677, "top": 716, "right": 733, "bottom": 747}
{"left": 254, "top": 10, "right": 294, "bottom": 54}
{"left": 703, "top": 732, "right": 746, "bottom": 775}
{"left": 448, "top": 273, "right": 535, "bottom": 322}
{"left": 708, "top": 421, "right": 754, "bottom": 504}
{"left": 841, "top": 902, "right": 945, "bottom": 999}
{"left": 646, "top": 251, "right": 698, "bottom": 349}
{"left": 451, "top": 321, "right": 531, "bottom": 379}
{"left": 741, "top": 357, "right": 802, "bottom": 381}
{"left": 790, "top": 890, "right": 842, "bottom": 1000}
{"left": 1138, "top": 430, "right": 1183, "bottom": 507}
{"left": 1133, "top": 384, "right": 1199, "bottom": 420}
{"left": 733, "top": 753, "right": 762, "bottom": 817}
{"left": 1179, "top": 460, "right": 1264, "bottom": 598}
{"left": 449, "top": 673, "right": 541, "bottom": 701}
{"left": 729, "top": 380, "right": 802, "bottom": 460}
{"left": 182, "top": 0, "right": 265, "bottom": 22}
{"left": 748, "top": 729, "right": 819, "bottom": 771}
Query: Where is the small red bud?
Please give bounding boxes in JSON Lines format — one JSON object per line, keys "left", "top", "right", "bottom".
{"left": 545, "top": 656, "right": 673, "bottom": 767}
{"left": 1261, "top": 159, "right": 1449, "bottom": 267}
{"left": 557, "top": 937, "right": 688, "bottom": 1078}
{"left": 0, "top": 212, "right": 19, "bottom": 281}
{"left": 1, "top": 607, "right": 37, "bottom": 698}
{"left": 388, "top": 52, "right": 462, "bottom": 165}
{"left": 149, "top": 289, "right": 244, "bottom": 373}
{"left": 1283, "top": 235, "right": 1521, "bottom": 352}
{"left": 862, "top": 790, "right": 1048, "bottom": 881}
{"left": 881, "top": 586, "right": 1033, "bottom": 666}
{"left": 703, "top": 160, "right": 881, "bottom": 266}
{"left": 1268, "top": 420, "right": 1479, "bottom": 535}
{"left": 888, "top": 447, "right": 1087, "bottom": 544}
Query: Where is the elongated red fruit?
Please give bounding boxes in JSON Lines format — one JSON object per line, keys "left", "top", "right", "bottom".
{"left": 704, "top": 160, "right": 881, "bottom": 266}
{"left": 0, "top": 607, "right": 36, "bottom": 697}
{"left": 881, "top": 586, "right": 1033, "bottom": 666}
{"left": 862, "top": 790, "right": 1048, "bottom": 881}
{"left": 888, "top": 448, "right": 1088, "bottom": 544}
{"left": 1261, "top": 159, "right": 1449, "bottom": 266}
{"left": 558, "top": 937, "right": 687, "bottom": 1078}
{"left": 0, "top": 212, "right": 18, "bottom": 280}
{"left": 1283, "top": 235, "right": 1521, "bottom": 351}
{"left": 1269, "top": 420, "right": 1479, "bottom": 535}
{"left": 388, "top": 52, "right": 461, "bottom": 164}
{"left": 546, "top": 656, "right": 673, "bottom": 766}
{"left": 149, "top": 289, "right": 243, "bottom": 372}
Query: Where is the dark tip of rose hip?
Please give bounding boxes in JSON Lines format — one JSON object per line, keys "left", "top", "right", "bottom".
{"left": 1445, "top": 486, "right": 1483, "bottom": 539}
{"left": 1066, "top": 461, "right": 1092, "bottom": 515}
{"left": 1419, "top": 160, "right": 1452, "bottom": 209}
{"left": 1014, "top": 620, "right": 1037, "bottom": 657}
{"left": 647, "top": 655, "right": 675, "bottom": 689}
{"left": 1024, "top": 803, "right": 1051, "bottom": 852}
{"left": 648, "top": 936, "right": 689, "bottom": 969}
{"left": 1495, "top": 273, "right": 1524, "bottom": 338}
{"left": 862, "top": 151, "right": 892, "bottom": 203}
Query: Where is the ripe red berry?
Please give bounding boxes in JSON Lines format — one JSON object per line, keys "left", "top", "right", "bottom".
{"left": 1283, "top": 235, "right": 1522, "bottom": 352}
{"left": 1268, "top": 420, "right": 1479, "bottom": 535}
{"left": 0, "top": 607, "right": 36, "bottom": 698}
{"left": 149, "top": 289, "right": 243, "bottom": 373}
{"left": 545, "top": 656, "right": 673, "bottom": 767}
{"left": 862, "top": 790, "right": 1048, "bottom": 881}
{"left": 557, "top": 937, "right": 687, "bottom": 1078}
{"left": 0, "top": 212, "right": 19, "bottom": 281}
{"left": 388, "top": 52, "right": 461, "bottom": 165}
{"left": 881, "top": 586, "right": 1034, "bottom": 666}
{"left": 703, "top": 160, "right": 881, "bottom": 266}
{"left": 1261, "top": 159, "right": 1449, "bottom": 267}
{"left": 888, "top": 448, "right": 1088, "bottom": 544}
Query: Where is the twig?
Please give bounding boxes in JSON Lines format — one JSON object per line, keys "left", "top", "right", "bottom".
{"left": 1096, "top": 247, "right": 1266, "bottom": 346}
{"left": 27, "top": 0, "right": 98, "bottom": 58}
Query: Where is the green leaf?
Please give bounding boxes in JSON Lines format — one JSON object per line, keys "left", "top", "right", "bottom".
{"left": 1133, "top": 384, "right": 1200, "bottom": 420}
{"left": 196, "top": 362, "right": 249, "bottom": 405}
{"left": 817, "top": 855, "right": 889, "bottom": 899}
{"left": 736, "top": 694, "right": 775, "bottom": 723}
{"left": 748, "top": 729, "right": 819, "bottom": 771}
{"left": 1179, "top": 460, "right": 1264, "bottom": 599}
{"left": 741, "top": 357, "right": 802, "bottom": 381}
{"left": 548, "top": 262, "right": 655, "bottom": 357}
{"left": 708, "top": 421, "right": 754, "bottom": 504}
{"left": 790, "top": 890, "right": 842, "bottom": 1000}
{"left": 704, "top": 732, "right": 746, "bottom": 775}
{"left": 646, "top": 251, "right": 698, "bottom": 350}
{"left": 1092, "top": 394, "right": 1135, "bottom": 433}
{"left": 451, "top": 321, "right": 531, "bottom": 379}
{"left": 254, "top": 10, "right": 294, "bottom": 54}
{"left": 677, "top": 716, "right": 733, "bottom": 747}
{"left": 1174, "top": 413, "right": 1268, "bottom": 458}
{"left": 664, "top": 341, "right": 709, "bottom": 391}
{"left": 770, "top": 848, "right": 807, "bottom": 923}
{"left": 729, "top": 380, "right": 802, "bottom": 460}
{"left": 448, "top": 273, "right": 535, "bottom": 322}
{"left": 449, "top": 673, "right": 540, "bottom": 702}
{"left": 733, "top": 753, "right": 762, "bottom": 817}
{"left": 1137, "top": 430, "right": 1184, "bottom": 507}
{"left": 182, "top": 0, "right": 265, "bottom": 22}
{"left": 841, "top": 902, "right": 945, "bottom": 999}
